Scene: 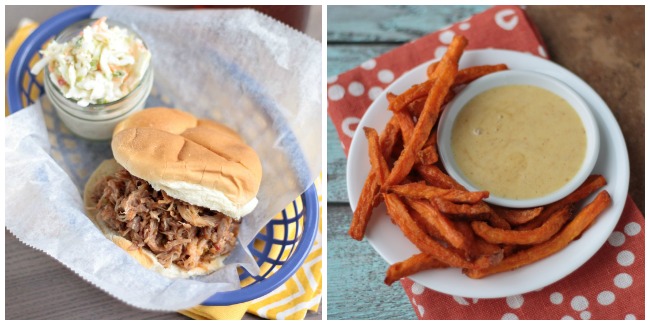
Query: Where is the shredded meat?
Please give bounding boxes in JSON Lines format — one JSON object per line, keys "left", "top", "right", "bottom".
{"left": 93, "top": 169, "right": 239, "bottom": 270}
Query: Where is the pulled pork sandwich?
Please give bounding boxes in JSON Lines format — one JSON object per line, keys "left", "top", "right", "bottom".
{"left": 84, "top": 107, "right": 262, "bottom": 278}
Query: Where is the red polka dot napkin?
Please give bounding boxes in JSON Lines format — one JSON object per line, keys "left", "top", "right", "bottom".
{"left": 327, "top": 5, "right": 645, "bottom": 320}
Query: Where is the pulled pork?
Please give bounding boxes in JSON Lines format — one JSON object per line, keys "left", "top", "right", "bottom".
{"left": 93, "top": 169, "right": 239, "bottom": 271}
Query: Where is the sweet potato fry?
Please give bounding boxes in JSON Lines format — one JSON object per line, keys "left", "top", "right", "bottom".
{"left": 383, "top": 193, "right": 480, "bottom": 269}
{"left": 422, "top": 129, "right": 437, "bottom": 148}
{"left": 454, "top": 221, "right": 475, "bottom": 245}
{"left": 389, "top": 182, "right": 488, "bottom": 204}
{"left": 386, "top": 92, "right": 397, "bottom": 102}
{"left": 472, "top": 236, "right": 502, "bottom": 257}
{"left": 349, "top": 174, "right": 380, "bottom": 241}
{"left": 384, "top": 35, "right": 467, "bottom": 189}
{"left": 454, "top": 64, "right": 508, "bottom": 85}
{"left": 493, "top": 206, "right": 544, "bottom": 225}
{"left": 417, "top": 145, "right": 439, "bottom": 165}
{"left": 406, "top": 198, "right": 470, "bottom": 251}
{"left": 470, "top": 239, "right": 505, "bottom": 267}
{"left": 464, "top": 191, "right": 611, "bottom": 279}
{"left": 473, "top": 253, "right": 505, "bottom": 270}
{"left": 364, "top": 127, "right": 390, "bottom": 185}
{"left": 349, "top": 119, "right": 401, "bottom": 241}
{"left": 559, "top": 174, "right": 607, "bottom": 204}
{"left": 454, "top": 220, "right": 476, "bottom": 258}
{"left": 433, "top": 197, "right": 511, "bottom": 229}
{"left": 432, "top": 197, "right": 492, "bottom": 216}
{"left": 395, "top": 110, "right": 415, "bottom": 143}
{"left": 389, "top": 140, "right": 405, "bottom": 163}
{"left": 415, "top": 164, "right": 464, "bottom": 190}
{"left": 428, "top": 62, "right": 507, "bottom": 84}
{"left": 471, "top": 206, "right": 571, "bottom": 245}
{"left": 379, "top": 117, "right": 401, "bottom": 161}
{"left": 388, "top": 79, "right": 435, "bottom": 113}
{"left": 427, "top": 61, "right": 440, "bottom": 79}
{"left": 415, "top": 165, "right": 510, "bottom": 229}
{"left": 484, "top": 210, "right": 513, "bottom": 230}
{"left": 409, "top": 205, "right": 443, "bottom": 239}
{"left": 518, "top": 175, "right": 607, "bottom": 230}
{"left": 410, "top": 210, "right": 474, "bottom": 260}
{"left": 407, "top": 97, "right": 427, "bottom": 118}
{"left": 384, "top": 253, "right": 447, "bottom": 286}
{"left": 418, "top": 130, "right": 439, "bottom": 165}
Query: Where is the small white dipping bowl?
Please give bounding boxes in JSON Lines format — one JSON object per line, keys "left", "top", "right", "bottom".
{"left": 437, "top": 70, "right": 600, "bottom": 208}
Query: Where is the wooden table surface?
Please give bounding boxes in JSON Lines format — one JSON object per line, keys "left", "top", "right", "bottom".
{"left": 5, "top": 5, "right": 322, "bottom": 320}
{"left": 326, "top": 5, "right": 644, "bottom": 320}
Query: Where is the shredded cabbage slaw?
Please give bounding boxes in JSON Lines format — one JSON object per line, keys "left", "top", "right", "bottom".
{"left": 31, "top": 17, "right": 151, "bottom": 107}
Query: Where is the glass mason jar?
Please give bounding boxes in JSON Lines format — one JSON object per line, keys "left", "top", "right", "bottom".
{"left": 44, "top": 18, "right": 153, "bottom": 141}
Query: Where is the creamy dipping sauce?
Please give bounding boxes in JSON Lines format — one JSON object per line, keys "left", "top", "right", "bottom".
{"left": 451, "top": 85, "right": 586, "bottom": 200}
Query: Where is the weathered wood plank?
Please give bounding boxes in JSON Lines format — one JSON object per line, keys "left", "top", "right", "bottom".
{"left": 5, "top": 230, "right": 187, "bottom": 320}
{"left": 326, "top": 204, "right": 416, "bottom": 320}
{"left": 327, "top": 5, "right": 488, "bottom": 43}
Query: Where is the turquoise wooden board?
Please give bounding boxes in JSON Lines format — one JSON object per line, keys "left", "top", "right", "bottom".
{"left": 328, "top": 5, "right": 489, "bottom": 42}
{"left": 327, "top": 205, "right": 417, "bottom": 320}
{"left": 327, "top": 118, "right": 349, "bottom": 203}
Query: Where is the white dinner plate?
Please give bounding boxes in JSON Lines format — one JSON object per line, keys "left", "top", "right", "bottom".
{"left": 346, "top": 49, "right": 630, "bottom": 298}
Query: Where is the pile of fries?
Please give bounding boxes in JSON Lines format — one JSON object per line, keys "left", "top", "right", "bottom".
{"left": 349, "top": 35, "right": 611, "bottom": 285}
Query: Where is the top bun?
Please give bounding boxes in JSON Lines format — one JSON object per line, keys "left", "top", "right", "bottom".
{"left": 111, "top": 107, "right": 262, "bottom": 220}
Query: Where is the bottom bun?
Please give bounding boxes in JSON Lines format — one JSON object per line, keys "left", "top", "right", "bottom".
{"left": 83, "top": 159, "right": 227, "bottom": 278}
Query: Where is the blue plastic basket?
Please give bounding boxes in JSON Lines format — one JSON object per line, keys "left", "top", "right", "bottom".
{"left": 7, "top": 5, "right": 319, "bottom": 306}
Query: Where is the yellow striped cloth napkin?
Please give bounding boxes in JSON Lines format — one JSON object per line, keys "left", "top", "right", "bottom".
{"left": 5, "top": 18, "right": 39, "bottom": 116}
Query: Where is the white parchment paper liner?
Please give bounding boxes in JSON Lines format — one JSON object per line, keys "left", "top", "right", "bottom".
{"left": 5, "top": 6, "right": 321, "bottom": 311}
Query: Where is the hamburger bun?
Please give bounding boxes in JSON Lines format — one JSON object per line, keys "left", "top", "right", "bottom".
{"left": 111, "top": 107, "right": 262, "bottom": 220}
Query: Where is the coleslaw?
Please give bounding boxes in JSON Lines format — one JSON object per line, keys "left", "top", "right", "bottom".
{"left": 31, "top": 17, "right": 151, "bottom": 107}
